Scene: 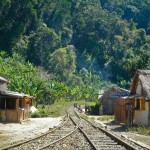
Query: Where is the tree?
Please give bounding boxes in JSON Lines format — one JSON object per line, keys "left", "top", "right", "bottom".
{"left": 49, "top": 45, "right": 76, "bottom": 81}
{"left": 0, "top": 0, "right": 38, "bottom": 53}
{"left": 27, "top": 26, "right": 60, "bottom": 67}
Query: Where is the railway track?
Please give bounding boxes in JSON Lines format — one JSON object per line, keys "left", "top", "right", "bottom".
{"left": 1, "top": 108, "right": 149, "bottom": 150}
{"left": 74, "top": 110, "right": 149, "bottom": 150}
{"left": 1, "top": 110, "right": 94, "bottom": 150}
{"left": 1, "top": 114, "right": 76, "bottom": 150}
{"left": 40, "top": 109, "right": 94, "bottom": 150}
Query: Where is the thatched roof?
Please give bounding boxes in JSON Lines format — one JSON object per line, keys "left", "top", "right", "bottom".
{"left": 101, "top": 86, "right": 129, "bottom": 100}
{"left": 0, "top": 76, "right": 10, "bottom": 84}
{"left": 130, "top": 69, "right": 150, "bottom": 100}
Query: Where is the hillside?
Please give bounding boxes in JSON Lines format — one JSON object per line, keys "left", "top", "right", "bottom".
{"left": 0, "top": 0, "right": 150, "bottom": 103}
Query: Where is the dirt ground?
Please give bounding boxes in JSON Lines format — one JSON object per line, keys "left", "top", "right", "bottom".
{"left": 0, "top": 117, "right": 62, "bottom": 149}
{"left": 87, "top": 115, "right": 150, "bottom": 149}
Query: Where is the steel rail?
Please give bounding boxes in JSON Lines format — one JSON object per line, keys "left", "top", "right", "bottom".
{"left": 70, "top": 110, "right": 98, "bottom": 150}
{"left": 38, "top": 124, "right": 79, "bottom": 150}
{"left": 37, "top": 110, "right": 100, "bottom": 150}
{"left": 76, "top": 110, "right": 146, "bottom": 150}
{"left": 1, "top": 114, "right": 69, "bottom": 150}
{"left": 37, "top": 110, "right": 82, "bottom": 150}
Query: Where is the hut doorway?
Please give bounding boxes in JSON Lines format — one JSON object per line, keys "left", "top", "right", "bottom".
{"left": 126, "top": 102, "right": 134, "bottom": 125}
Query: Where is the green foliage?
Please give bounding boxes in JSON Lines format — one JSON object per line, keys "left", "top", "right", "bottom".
{"left": 30, "top": 110, "right": 48, "bottom": 118}
{"left": 97, "top": 116, "right": 114, "bottom": 121}
{"left": 0, "top": 52, "right": 71, "bottom": 105}
{"left": 0, "top": 0, "right": 38, "bottom": 53}
{"left": 1, "top": 0, "right": 150, "bottom": 106}
{"left": 27, "top": 26, "right": 61, "bottom": 67}
{"left": 30, "top": 111, "right": 41, "bottom": 118}
{"left": 37, "top": 100, "right": 76, "bottom": 117}
{"left": 100, "top": 0, "right": 150, "bottom": 34}
{"left": 49, "top": 45, "right": 76, "bottom": 81}
{"left": 127, "top": 125, "right": 150, "bottom": 135}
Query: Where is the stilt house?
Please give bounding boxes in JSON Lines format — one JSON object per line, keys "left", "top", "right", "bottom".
{"left": 0, "top": 76, "right": 33, "bottom": 122}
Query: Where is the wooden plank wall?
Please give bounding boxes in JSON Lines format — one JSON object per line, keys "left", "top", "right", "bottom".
{"left": 114, "top": 98, "right": 134, "bottom": 124}
{"left": 5, "top": 110, "right": 18, "bottom": 122}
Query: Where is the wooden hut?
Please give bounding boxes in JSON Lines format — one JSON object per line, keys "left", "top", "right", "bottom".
{"left": 114, "top": 96, "right": 135, "bottom": 125}
{"left": 98, "top": 90, "right": 104, "bottom": 115}
{"left": 114, "top": 70, "right": 150, "bottom": 126}
{"left": 130, "top": 70, "right": 150, "bottom": 126}
{"left": 100, "top": 87, "right": 129, "bottom": 115}
{"left": 0, "top": 76, "right": 33, "bottom": 122}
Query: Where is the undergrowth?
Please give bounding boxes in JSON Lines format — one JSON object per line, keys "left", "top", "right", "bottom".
{"left": 127, "top": 125, "right": 150, "bottom": 135}
{"left": 32, "top": 100, "right": 86, "bottom": 117}
{"left": 97, "top": 116, "right": 114, "bottom": 121}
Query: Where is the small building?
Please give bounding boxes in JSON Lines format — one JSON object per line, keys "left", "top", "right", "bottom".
{"left": 114, "top": 96, "right": 135, "bottom": 125}
{"left": 0, "top": 76, "right": 33, "bottom": 122}
{"left": 98, "top": 90, "right": 104, "bottom": 99}
{"left": 100, "top": 86, "right": 129, "bottom": 115}
{"left": 114, "top": 70, "right": 150, "bottom": 126}
{"left": 98, "top": 90, "right": 104, "bottom": 115}
{"left": 130, "top": 69, "right": 150, "bottom": 126}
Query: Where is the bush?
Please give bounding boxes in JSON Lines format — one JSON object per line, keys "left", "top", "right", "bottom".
{"left": 39, "top": 110, "right": 48, "bottom": 117}
{"left": 30, "top": 111, "right": 41, "bottom": 118}
{"left": 30, "top": 110, "right": 48, "bottom": 118}
{"left": 127, "top": 125, "right": 150, "bottom": 135}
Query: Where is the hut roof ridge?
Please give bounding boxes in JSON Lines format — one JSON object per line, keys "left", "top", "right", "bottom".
{"left": 0, "top": 76, "right": 10, "bottom": 84}
{"left": 137, "top": 69, "right": 150, "bottom": 75}
{"left": 0, "top": 90, "right": 33, "bottom": 98}
{"left": 130, "top": 69, "right": 150, "bottom": 100}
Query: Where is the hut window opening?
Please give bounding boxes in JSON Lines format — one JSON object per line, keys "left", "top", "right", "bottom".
{"left": 0, "top": 98, "right": 5, "bottom": 109}
{"left": 0, "top": 98, "right": 16, "bottom": 109}
{"left": 6, "top": 99, "right": 16, "bottom": 109}
{"left": 135, "top": 99, "right": 141, "bottom": 110}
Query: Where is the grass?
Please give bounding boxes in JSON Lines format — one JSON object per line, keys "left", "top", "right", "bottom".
{"left": 127, "top": 125, "right": 150, "bottom": 135}
{"left": 81, "top": 114, "right": 89, "bottom": 120}
{"left": 34, "top": 100, "right": 86, "bottom": 117}
{"left": 81, "top": 113, "right": 96, "bottom": 121}
{"left": 97, "top": 115, "right": 114, "bottom": 121}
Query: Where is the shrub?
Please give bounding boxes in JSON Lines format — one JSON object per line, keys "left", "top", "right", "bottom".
{"left": 30, "top": 110, "right": 48, "bottom": 118}
{"left": 39, "top": 110, "right": 48, "bottom": 117}
{"left": 30, "top": 111, "right": 41, "bottom": 118}
{"left": 127, "top": 125, "right": 150, "bottom": 135}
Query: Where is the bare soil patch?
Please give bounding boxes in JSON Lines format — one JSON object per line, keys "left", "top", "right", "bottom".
{"left": 0, "top": 117, "right": 62, "bottom": 149}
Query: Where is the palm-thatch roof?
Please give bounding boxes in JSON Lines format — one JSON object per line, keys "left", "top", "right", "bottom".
{"left": 130, "top": 69, "right": 150, "bottom": 100}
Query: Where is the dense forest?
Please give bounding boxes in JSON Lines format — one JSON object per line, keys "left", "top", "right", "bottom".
{"left": 0, "top": 0, "right": 150, "bottom": 104}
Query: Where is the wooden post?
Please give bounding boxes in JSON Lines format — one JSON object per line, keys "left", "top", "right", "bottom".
{"left": 148, "top": 102, "right": 150, "bottom": 126}
{"left": 16, "top": 98, "right": 19, "bottom": 122}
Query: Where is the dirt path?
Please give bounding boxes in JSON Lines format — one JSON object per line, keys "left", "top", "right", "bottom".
{"left": 0, "top": 117, "right": 62, "bottom": 148}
